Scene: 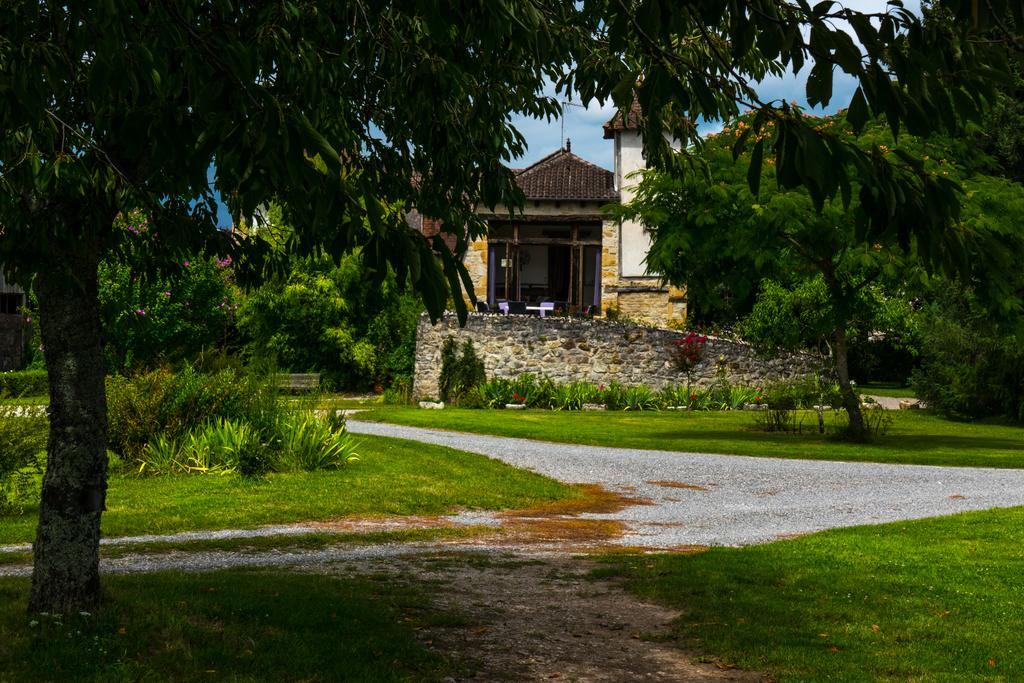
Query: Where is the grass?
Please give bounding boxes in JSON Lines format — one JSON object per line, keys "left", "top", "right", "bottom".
{"left": 602, "top": 506, "right": 1024, "bottom": 681}
{"left": 360, "top": 406, "right": 1024, "bottom": 468}
{"left": 0, "top": 570, "right": 456, "bottom": 681}
{"left": 0, "top": 433, "right": 580, "bottom": 545}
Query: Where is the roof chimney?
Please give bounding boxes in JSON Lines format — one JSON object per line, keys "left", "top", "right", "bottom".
{"left": 565, "top": 138, "right": 571, "bottom": 153}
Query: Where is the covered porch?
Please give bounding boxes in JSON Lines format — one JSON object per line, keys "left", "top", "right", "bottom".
{"left": 484, "top": 219, "right": 602, "bottom": 314}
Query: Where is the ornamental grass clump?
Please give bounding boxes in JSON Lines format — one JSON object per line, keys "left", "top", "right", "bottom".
{"left": 138, "top": 412, "right": 357, "bottom": 476}
{"left": 272, "top": 412, "right": 359, "bottom": 472}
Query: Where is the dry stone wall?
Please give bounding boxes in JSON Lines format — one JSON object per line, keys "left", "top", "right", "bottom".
{"left": 413, "top": 313, "right": 822, "bottom": 399}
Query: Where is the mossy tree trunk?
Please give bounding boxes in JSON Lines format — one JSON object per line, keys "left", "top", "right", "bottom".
{"left": 28, "top": 248, "right": 108, "bottom": 613}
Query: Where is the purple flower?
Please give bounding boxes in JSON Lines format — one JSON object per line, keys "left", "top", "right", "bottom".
{"left": 183, "top": 261, "right": 190, "bottom": 267}
{"left": 164, "top": 291, "right": 172, "bottom": 298}
{"left": 135, "top": 309, "right": 146, "bottom": 316}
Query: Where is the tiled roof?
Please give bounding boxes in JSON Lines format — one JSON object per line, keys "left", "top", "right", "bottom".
{"left": 602, "top": 98, "right": 642, "bottom": 139}
{"left": 514, "top": 148, "right": 617, "bottom": 201}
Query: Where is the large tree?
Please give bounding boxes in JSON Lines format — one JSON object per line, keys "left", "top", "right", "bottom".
{"left": 0, "top": 0, "right": 1015, "bottom": 612}
{"left": 0, "top": 1, "right": 572, "bottom": 613}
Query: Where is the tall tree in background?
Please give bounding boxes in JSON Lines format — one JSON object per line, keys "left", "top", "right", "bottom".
{"left": 619, "top": 115, "right": 1024, "bottom": 436}
{"left": 0, "top": 0, "right": 1016, "bottom": 612}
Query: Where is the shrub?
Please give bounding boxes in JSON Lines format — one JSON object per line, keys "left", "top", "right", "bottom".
{"left": 272, "top": 412, "right": 359, "bottom": 472}
{"left": 108, "top": 365, "right": 281, "bottom": 462}
{"left": 547, "top": 381, "right": 601, "bottom": 410}
{"left": 98, "top": 243, "right": 238, "bottom": 373}
{"left": 658, "top": 384, "right": 691, "bottom": 408}
{"left": 0, "top": 417, "right": 46, "bottom": 513}
{"left": 438, "top": 338, "right": 486, "bottom": 405}
{"left": 754, "top": 406, "right": 802, "bottom": 433}
{"left": 477, "top": 378, "right": 514, "bottom": 408}
{"left": 911, "top": 299, "right": 1023, "bottom": 422}
{"left": 138, "top": 412, "right": 357, "bottom": 476}
{"left": 236, "top": 242, "right": 422, "bottom": 391}
{"left": 761, "top": 377, "right": 841, "bottom": 410}
{"left": 622, "top": 385, "right": 660, "bottom": 411}
{"left": 597, "top": 381, "right": 626, "bottom": 410}
{"left": 381, "top": 376, "right": 413, "bottom": 405}
{"left": 0, "top": 370, "right": 48, "bottom": 397}
{"left": 669, "top": 331, "right": 709, "bottom": 374}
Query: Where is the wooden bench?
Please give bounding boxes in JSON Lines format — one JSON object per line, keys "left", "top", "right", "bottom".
{"left": 276, "top": 373, "right": 321, "bottom": 393}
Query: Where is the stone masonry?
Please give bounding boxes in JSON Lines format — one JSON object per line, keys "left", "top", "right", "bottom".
{"left": 413, "top": 313, "right": 822, "bottom": 399}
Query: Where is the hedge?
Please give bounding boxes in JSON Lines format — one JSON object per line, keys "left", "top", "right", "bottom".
{"left": 0, "top": 370, "right": 49, "bottom": 397}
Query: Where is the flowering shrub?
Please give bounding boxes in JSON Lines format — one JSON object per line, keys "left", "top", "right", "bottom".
{"left": 98, "top": 254, "right": 237, "bottom": 372}
{"left": 670, "top": 332, "right": 709, "bottom": 373}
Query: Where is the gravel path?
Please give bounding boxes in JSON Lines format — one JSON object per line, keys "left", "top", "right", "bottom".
{"left": 349, "top": 420, "right": 1024, "bottom": 548}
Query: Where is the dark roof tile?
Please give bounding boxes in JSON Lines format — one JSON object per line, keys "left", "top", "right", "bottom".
{"left": 514, "top": 148, "right": 617, "bottom": 201}
{"left": 603, "top": 98, "right": 643, "bottom": 139}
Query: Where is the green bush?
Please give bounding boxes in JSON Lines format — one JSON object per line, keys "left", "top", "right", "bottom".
{"left": 108, "top": 365, "right": 280, "bottom": 462}
{"left": 381, "top": 376, "right": 412, "bottom": 405}
{"left": 236, "top": 245, "right": 422, "bottom": 391}
{"left": 98, "top": 229, "right": 238, "bottom": 373}
{"left": 0, "top": 416, "right": 46, "bottom": 513}
{"left": 438, "top": 338, "right": 486, "bottom": 405}
{"left": 911, "top": 295, "right": 1023, "bottom": 422}
{"left": 0, "top": 370, "right": 48, "bottom": 397}
{"left": 761, "top": 376, "right": 841, "bottom": 410}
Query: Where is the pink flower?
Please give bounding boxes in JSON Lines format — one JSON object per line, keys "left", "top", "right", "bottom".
{"left": 135, "top": 309, "right": 146, "bottom": 316}
{"left": 183, "top": 261, "right": 191, "bottom": 267}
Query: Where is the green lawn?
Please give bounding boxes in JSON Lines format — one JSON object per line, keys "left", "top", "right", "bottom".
{"left": 0, "top": 570, "right": 455, "bottom": 681}
{"left": 602, "top": 506, "right": 1024, "bottom": 681}
{"left": 360, "top": 407, "right": 1024, "bottom": 468}
{"left": 0, "top": 433, "right": 580, "bottom": 545}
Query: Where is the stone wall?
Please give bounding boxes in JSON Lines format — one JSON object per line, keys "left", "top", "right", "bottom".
{"left": 413, "top": 313, "right": 822, "bottom": 399}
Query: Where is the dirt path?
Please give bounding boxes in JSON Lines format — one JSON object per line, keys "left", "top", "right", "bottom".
{"left": 320, "top": 553, "right": 763, "bottom": 682}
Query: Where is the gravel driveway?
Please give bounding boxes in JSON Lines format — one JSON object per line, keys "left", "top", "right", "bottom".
{"left": 349, "top": 420, "right": 1024, "bottom": 548}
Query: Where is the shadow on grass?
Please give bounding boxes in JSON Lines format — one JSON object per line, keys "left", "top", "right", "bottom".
{"left": 613, "top": 508, "right": 1024, "bottom": 679}
{"left": 0, "top": 570, "right": 451, "bottom": 681}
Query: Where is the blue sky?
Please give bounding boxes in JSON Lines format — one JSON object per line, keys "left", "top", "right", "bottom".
{"left": 511, "top": 64, "right": 862, "bottom": 171}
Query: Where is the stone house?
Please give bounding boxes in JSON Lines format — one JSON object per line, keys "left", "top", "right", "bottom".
{"left": 417, "top": 104, "right": 686, "bottom": 326}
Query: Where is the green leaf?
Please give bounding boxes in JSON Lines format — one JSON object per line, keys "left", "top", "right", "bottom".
{"left": 747, "top": 139, "right": 764, "bottom": 196}
{"left": 847, "top": 87, "right": 870, "bottom": 133}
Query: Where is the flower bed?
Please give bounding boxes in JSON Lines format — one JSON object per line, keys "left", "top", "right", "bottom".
{"left": 457, "top": 373, "right": 841, "bottom": 412}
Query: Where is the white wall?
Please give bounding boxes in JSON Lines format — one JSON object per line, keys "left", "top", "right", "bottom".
{"left": 616, "top": 130, "right": 653, "bottom": 277}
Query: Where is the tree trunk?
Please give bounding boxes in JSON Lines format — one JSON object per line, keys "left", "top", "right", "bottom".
{"left": 833, "top": 328, "right": 866, "bottom": 440}
{"left": 29, "top": 250, "right": 108, "bottom": 614}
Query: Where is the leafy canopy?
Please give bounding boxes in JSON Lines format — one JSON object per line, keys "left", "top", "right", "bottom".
{"left": 0, "top": 1, "right": 1017, "bottom": 314}
{"left": 621, "top": 113, "right": 1024, "bottom": 331}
